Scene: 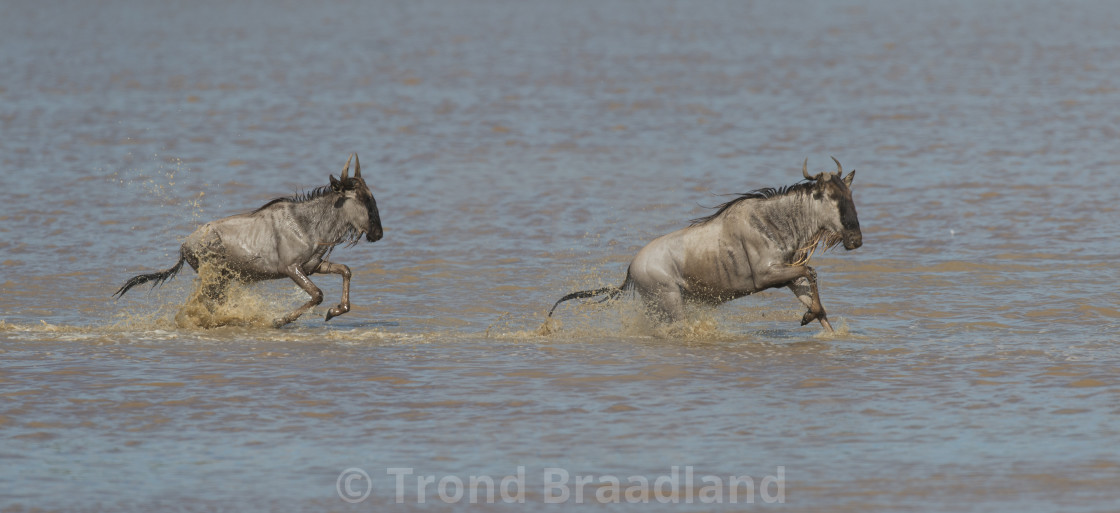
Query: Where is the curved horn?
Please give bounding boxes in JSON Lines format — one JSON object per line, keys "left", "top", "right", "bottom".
{"left": 830, "top": 156, "right": 843, "bottom": 176}
{"left": 802, "top": 158, "right": 813, "bottom": 181}
{"left": 340, "top": 153, "right": 353, "bottom": 180}
{"left": 353, "top": 153, "right": 361, "bottom": 178}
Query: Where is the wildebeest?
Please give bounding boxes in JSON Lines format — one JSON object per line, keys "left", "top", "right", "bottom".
{"left": 114, "top": 153, "right": 383, "bottom": 327}
{"left": 548, "top": 158, "right": 861, "bottom": 332}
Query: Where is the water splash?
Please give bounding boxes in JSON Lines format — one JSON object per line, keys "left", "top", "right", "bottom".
{"left": 812, "top": 317, "right": 852, "bottom": 339}
{"left": 173, "top": 262, "right": 287, "bottom": 329}
{"left": 536, "top": 294, "right": 751, "bottom": 342}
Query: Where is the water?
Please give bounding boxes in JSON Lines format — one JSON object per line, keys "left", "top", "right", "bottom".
{"left": 2, "top": 0, "right": 1120, "bottom": 511}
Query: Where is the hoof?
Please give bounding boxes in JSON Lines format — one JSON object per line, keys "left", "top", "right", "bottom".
{"left": 325, "top": 305, "right": 349, "bottom": 322}
{"left": 801, "top": 308, "right": 829, "bottom": 328}
{"left": 271, "top": 318, "right": 289, "bottom": 328}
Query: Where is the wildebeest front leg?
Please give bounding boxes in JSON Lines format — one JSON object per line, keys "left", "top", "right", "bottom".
{"left": 274, "top": 264, "right": 324, "bottom": 328}
{"left": 788, "top": 269, "right": 833, "bottom": 332}
{"left": 316, "top": 261, "right": 351, "bottom": 322}
{"left": 759, "top": 264, "right": 832, "bottom": 332}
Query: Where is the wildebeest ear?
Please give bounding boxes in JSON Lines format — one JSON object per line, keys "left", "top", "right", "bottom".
{"left": 330, "top": 174, "right": 343, "bottom": 191}
{"left": 843, "top": 170, "right": 856, "bottom": 188}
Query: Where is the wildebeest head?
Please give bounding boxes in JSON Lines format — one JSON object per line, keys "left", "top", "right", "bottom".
{"left": 804, "top": 157, "right": 861, "bottom": 250}
{"left": 329, "top": 153, "right": 383, "bottom": 243}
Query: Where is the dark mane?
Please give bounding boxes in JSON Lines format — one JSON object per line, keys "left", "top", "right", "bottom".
{"left": 252, "top": 185, "right": 335, "bottom": 214}
{"left": 689, "top": 180, "right": 815, "bottom": 226}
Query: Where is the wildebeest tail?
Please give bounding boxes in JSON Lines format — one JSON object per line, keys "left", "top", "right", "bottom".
{"left": 113, "top": 253, "right": 186, "bottom": 298}
{"left": 547, "top": 267, "right": 633, "bottom": 317}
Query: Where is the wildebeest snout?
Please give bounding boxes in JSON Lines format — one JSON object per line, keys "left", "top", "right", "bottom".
{"left": 367, "top": 225, "right": 384, "bottom": 243}
{"left": 843, "top": 230, "right": 863, "bottom": 250}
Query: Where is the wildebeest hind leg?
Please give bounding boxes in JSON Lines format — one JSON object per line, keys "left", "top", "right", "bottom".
{"left": 201, "top": 270, "right": 232, "bottom": 312}
{"left": 317, "top": 261, "right": 352, "bottom": 321}
{"left": 787, "top": 269, "right": 833, "bottom": 332}
{"left": 274, "top": 264, "right": 324, "bottom": 328}
{"left": 646, "top": 287, "right": 684, "bottom": 324}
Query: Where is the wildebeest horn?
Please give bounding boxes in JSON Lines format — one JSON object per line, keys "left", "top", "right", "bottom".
{"left": 341, "top": 153, "right": 353, "bottom": 180}
{"left": 803, "top": 158, "right": 813, "bottom": 181}
{"left": 831, "top": 156, "right": 843, "bottom": 175}
{"left": 354, "top": 153, "right": 361, "bottom": 178}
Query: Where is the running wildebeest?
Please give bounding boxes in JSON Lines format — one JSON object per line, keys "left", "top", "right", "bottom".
{"left": 114, "top": 153, "right": 383, "bottom": 327}
{"left": 548, "top": 158, "right": 861, "bottom": 332}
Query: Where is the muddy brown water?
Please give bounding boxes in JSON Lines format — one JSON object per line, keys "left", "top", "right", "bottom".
{"left": 2, "top": 1, "right": 1119, "bottom": 511}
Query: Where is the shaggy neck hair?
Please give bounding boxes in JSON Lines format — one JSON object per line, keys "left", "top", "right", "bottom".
{"left": 253, "top": 184, "right": 368, "bottom": 248}
{"left": 692, "top": 180, "right": 842, "bottom": 265}
{"left": 253, "top": 185, "right": 336, "bottom": 213}
{"left": 689, "top": 180, "right": 818, "bottom": 226}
